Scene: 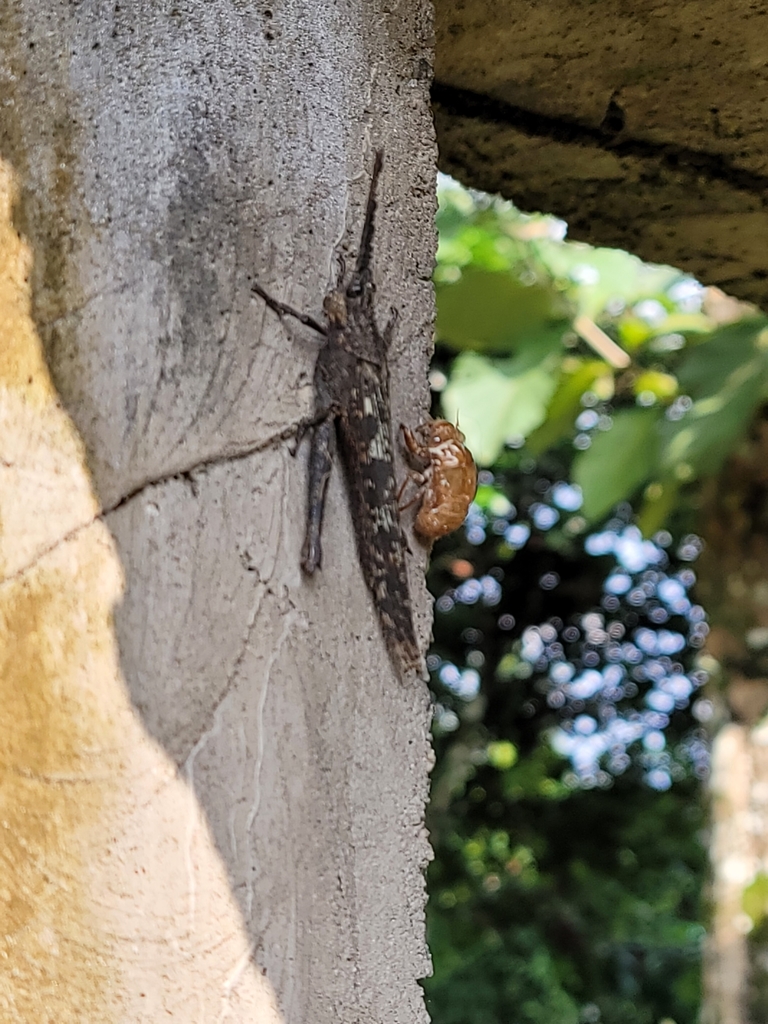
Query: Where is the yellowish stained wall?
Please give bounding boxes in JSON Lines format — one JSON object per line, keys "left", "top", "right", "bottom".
{"left": 0, "top": 158, "right": 121, "bottom": 1020}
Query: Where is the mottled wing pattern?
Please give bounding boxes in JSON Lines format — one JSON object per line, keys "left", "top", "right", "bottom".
{"left": 336, "top": 356, "right": 421, "bottom": 673}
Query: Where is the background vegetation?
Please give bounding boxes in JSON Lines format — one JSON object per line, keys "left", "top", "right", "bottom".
{"left": 422, "top": 180, "right": 768, "bottom": 1024}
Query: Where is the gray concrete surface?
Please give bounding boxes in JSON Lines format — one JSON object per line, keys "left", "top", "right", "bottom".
{"left": 435, "top": 0, "right": 768, "bottom": 307}
{"left": 0, "top": 1, "right": 436, "bottom": 1019}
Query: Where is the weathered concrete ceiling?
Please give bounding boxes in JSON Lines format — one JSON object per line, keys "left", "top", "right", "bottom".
{"left": 434, "top": 0, "right": 768, "bottom": 307}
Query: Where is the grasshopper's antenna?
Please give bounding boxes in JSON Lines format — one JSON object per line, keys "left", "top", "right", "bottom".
{"left": 348, "top": 150, "right": 384, "bottom": 295}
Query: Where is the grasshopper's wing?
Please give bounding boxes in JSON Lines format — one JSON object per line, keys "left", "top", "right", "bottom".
{"left": 336, "top": 358, "right": 420, "bottom": 675}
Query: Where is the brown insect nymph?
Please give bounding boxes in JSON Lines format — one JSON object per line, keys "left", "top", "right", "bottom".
{"left": 399, "top": 420, "right": 478, "bottom": 540}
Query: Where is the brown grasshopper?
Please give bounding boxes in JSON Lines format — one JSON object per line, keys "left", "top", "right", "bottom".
{"left": 252, "top": 152, "right": 421, "bottom": 676}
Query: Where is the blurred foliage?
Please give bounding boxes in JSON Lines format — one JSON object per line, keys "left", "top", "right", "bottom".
{"left": 434, "top": 179, "right": 768, "bottom": 536}
{"left": 427, "top": 778, "right": 705, "bottom": 1024}
{"left": 419, "top": 178, "right": 761, "bottom": 1024}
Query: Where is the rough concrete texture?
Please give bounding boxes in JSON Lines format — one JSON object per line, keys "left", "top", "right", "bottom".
{"left": 0, "top": 156, "right": 286, "bottom": 1023}
{"left": 434, "top": 0, "right": 768, "bottom": 307}
{"left": 0, "top": 1, "right": 435, "bottom": 1020}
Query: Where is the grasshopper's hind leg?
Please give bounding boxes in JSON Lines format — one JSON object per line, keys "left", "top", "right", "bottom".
{"left": 300, "top": 414, "right": 336, "bottom": 574}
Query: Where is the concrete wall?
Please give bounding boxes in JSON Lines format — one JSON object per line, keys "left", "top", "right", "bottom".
{"left": 0, "top": 2, "right": 436, "bottom": 1020}
{"left": 435, "top": 0, "right": 768, "bottom": 307}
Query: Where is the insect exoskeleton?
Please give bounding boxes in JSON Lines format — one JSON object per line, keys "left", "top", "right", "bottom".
{"left": 399, "top": 419, "right": 478, "bottom": 540}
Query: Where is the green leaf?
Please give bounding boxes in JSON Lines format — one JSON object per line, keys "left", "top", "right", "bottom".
{"left": 527, "top": 359, "right": 611, "bottom": 455}
{"left": 660, "top": 368, "right": 765, "bottom": 478}
{"left": 442, "top": 347, "right": 560, "bottom": 466}
{"left": 573, "top": 409, "right": 660, "bottom": 521}
{"left": 633, "top": 370, "right": 678, "bottom": 400}
{"left": 744, "top": 872, "right": 768, "bottom": 927}
{"left": 660, "top": 318, "right": 768, "bottom": 478}
{"left": 676, "top": 316, "right": 768, "bottom": 393}
{"left": 636, "top": 478, "right": 681, "bottom": 537}
{"left": 617, "top": 316, "right": 653, "bottom": 348}
{"left": 487, "top": 741, "right": 518, "bottom": 771}
{"left": 651, "top": 312, "right": 713, "bottom": 335}
{"left": 535, "top": 240, "right": 681, "bottom": 319}
{"left": 436, "top": 267, "right": 568, "bottom": 354}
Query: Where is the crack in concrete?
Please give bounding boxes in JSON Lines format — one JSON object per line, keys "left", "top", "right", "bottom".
{"left": 103, "top": 422, "right": 300, "bottom": 517}
{"left": 36, "top": 277, "right": 142, "bottom": 332}
{"left": 244, "top": 607, "right": 296, "bottom": 920}
{"left": 432, "top": 81, "right": 768, "bottom": 197}
{"left": 0, "top": 422, "right": 299, "bottom": 589}
{"left": 0, "top": 514, "right": 98, "bottom": 592}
